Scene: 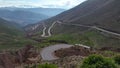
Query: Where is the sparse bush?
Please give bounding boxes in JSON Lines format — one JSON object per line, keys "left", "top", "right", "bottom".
{"left": 114, "top": 55, "right": 120, "bottom": 65}
{"left": 80, "top": 54, "right": 117, "bottom": 68}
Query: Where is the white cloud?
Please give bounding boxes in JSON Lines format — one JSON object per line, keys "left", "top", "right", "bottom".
{"left": 0, "top": 0, "right": 86, "bottom": 9}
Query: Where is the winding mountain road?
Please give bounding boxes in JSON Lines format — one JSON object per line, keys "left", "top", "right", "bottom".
{"left": 41, "top": 24, "right": 47, "bottom": 37}
{"left": 40, "top": 21, "right": 120, "bottom": 61}
{"left": 41, "top": 21, "right": 120, "bottom": 37}
{"left": 48, "top": 21, "right": 57, "bottom": 36}
{"left": 41, "top": 21, "right": 57, "bottom": 37}
{"left": 40, "top": 44, "right": 73, "bottom": 60}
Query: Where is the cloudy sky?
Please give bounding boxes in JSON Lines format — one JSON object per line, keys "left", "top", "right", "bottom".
{"left": 0, "top": 0, "right": 86, "bottom": 9}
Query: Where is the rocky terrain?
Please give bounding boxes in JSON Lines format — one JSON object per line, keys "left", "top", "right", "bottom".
{"left": 54, "top": 45, "right": 92, "bottom": 58}
{"left": 43, "top": 56, "right": 84, "bottom": 68}
{"left": 0, "top": 45, "right": 41, "bottom": 68}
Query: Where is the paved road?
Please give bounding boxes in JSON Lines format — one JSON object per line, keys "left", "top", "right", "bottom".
{"left": 41, "top": 21, "right": 57, "bottom": 37}
{"left": 93, "top": 26, "right": 120, "bottom": 37}
{"left": 48, "top": 21, "right": 57, "bottom": 36}
{"left": 41, "top": 20, "right": 120, "bottom": 37}
{"left": 41, "top": 24, "right": 47, "bottom": 37}
{"left": 40, "top": 44, "right": 73, "bottom": 60}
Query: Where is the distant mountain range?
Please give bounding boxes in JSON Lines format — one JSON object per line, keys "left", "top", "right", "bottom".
{"left": 0, "top": 9, "right": 49, "bottom": 26}
{"left": 20, "top": 8, "right": 65, "bottom": 17}
{"left": 0, "top": 7, "right": 65, "bottom": 26}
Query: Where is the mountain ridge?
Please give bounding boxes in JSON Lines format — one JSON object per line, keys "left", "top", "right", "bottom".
{"left": 0, "top": 9, "right": 49, "bottom": 26}
{"left": 24, "top": 0, "right": 120, "bottom": 48}
{"left": 26, "top": 0, "right": 120, "bottom": 35}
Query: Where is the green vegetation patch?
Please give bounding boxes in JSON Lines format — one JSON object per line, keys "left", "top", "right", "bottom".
{"left": 28, "top": 63, "right": 58, "bottom": 68}
{"left": 47, "top": 33, "right": 94, "bottom": 46}
{"left": 46, "top": 30, "right": 120, "bottom": 48}
{"left": 114, "top": 54, "right": 120, "bottom": 65}
{"left": 80, "top": 54, "right": 118, "bottom": 68}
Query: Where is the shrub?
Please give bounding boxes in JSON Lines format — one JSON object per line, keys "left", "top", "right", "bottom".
{"left": 37, "top": 63, "right": 58, "bottom": 68}
{"left": 114, "top": 55, "right": 120, "bottom": 65}
{"left": 80, "top": 54, "right": 117, "bottom": 68}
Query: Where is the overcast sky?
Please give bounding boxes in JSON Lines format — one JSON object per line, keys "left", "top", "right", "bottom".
{"left": 0, "top": 0, "right": 86, "bottom": 9}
